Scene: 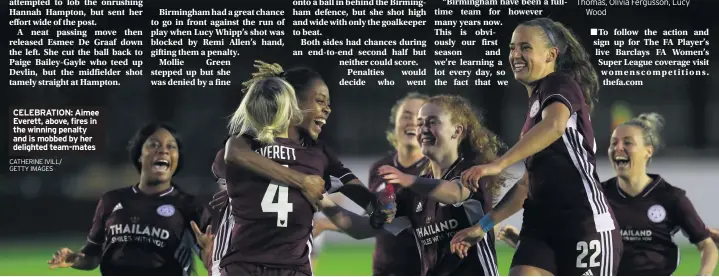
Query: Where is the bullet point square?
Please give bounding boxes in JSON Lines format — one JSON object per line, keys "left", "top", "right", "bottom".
{"left": 591, "top": 29, "right": 598, "bottom": 36}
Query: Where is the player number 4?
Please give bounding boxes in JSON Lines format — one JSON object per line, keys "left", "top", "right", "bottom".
{"left": 261, "top": 165, "right": 294, "bottom": 228}
{"left": 576, "top": 240, "right": 601, "bottom": 268}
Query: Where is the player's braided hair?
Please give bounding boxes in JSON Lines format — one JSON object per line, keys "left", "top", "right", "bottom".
{"left": 425, "top": 95, "right": 510, "bottom": 202}
{"left": 241, "top": 60, "right": 285, "bottom": 94}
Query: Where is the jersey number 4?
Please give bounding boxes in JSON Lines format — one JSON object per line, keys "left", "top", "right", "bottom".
{"left": 576, "top": 240, "right": 601, "bottom": 268}
{"left": 261, "top": 166, "right": 294, "bottom": 227}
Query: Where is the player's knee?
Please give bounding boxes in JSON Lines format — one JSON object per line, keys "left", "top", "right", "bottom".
{"left": 509, "top": 265, "right": 554, "bottom": 276}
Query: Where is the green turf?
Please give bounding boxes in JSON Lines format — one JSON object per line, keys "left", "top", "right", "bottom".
{"left": 2, "top": 239, "right": 714, "bottom": 275}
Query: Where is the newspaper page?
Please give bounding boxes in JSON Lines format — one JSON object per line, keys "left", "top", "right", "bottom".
{"left": 4, "top": 0, "right": 718, "bottom": 275}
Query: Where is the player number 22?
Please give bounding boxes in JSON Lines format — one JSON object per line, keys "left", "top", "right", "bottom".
{"left": 576, "top": 240, "right": 601, "bottom": 268}
{"left": 261, "top": 165, "right": 294, "bottom": 228}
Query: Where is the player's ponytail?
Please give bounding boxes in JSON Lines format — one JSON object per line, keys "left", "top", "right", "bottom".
{"left": 229, "top": 77, "right": 303, "bottom": 144}
{"left": 622, "top": 112, "right": 665, "bottom": 153}
{"left": 520, "top": 18, "right": 600, "bottom": 112}
{"left": 426, "top": 95, "right": 510, "bottom": 202}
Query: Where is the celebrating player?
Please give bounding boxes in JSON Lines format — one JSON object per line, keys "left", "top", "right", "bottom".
{"left": 223, "top": 61, "right": 376, "bottom": 211}
{"left": 199, "top": 145, "right": 231, "bottom": 276}
{"left": 495, "top": 113, "right": 718, "bottom": 275}
{"left": 377, "top": 95, "right": 508, "bottom": 275}
{"left": 217, "top": 75, "right": 390, "bottom": 276}
{"left": 218, "top": 76, "right": 322, "bottom": 276}
{"left": 452, "top": 17, "right": 622, "bottom": 276}
{"left": 48, "top": 122, "right": 206, "bottom": 275}
{"left": 366, "top": 92, "right": 429, "bottom": 276}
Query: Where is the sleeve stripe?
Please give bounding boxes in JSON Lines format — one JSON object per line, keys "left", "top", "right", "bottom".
{"left": 86, "top": 237, "right": 101, "bottom": 245}
{"left": 541, "top": 93, "right": 574, "bottom": 113}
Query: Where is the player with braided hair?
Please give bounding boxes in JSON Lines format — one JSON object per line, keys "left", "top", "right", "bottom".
{"left": 214, "top": 61, "right": 391, "bottom": 275}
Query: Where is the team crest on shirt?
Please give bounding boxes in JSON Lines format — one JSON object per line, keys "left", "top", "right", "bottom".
{"left": 529, "top": 100, "right": 540, "bottom": 118}
{"left": 647, "top": 204, "right": 666, "bottom": 223}
{"left": 156, "top": 204, "right": 176, "bottom": 217}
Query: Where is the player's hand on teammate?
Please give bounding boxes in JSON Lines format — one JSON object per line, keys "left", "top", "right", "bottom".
{"left": 301, "top": 175, "right": 326, "bottom": 200}
{"left": 460, "top": 162, "right": 504, "bottom": 192}
{"left": 450, "top": 225, "right": 487, "bottom": 259}
{"left": 301, "top": 175, "right": 326, "bottom": 211}
{"left": 378, "top": 165, "right": 416, "bottom": 188}
{"left": 48, "top": 247, "right": 84, "bottom": 269}
{"left": 209, "top": 190, "right": 229, "bottom": 211}
{"left": 496, "top": 224, "right": 520, "bottom": 248}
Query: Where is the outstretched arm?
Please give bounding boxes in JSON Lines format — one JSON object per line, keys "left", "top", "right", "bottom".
{"left": 448, "top": 172, "right": 528, "bottom": 258}
{"left": 313, "top": 217, "right": 340, "bottom": 237}
{"left": 319, "top": 197, "right": 386, "bottom": 240}
{"left": 696, "top": 238, "right": 718, "bottom": 276}
{"left": 486, "top": 171, "right": 529, "bottom": 225}
{"left": 495, "top": 103, "right": 569, "bottom": 170}
{"left": 377, "top": 166, "right": 472, "bottom": 205}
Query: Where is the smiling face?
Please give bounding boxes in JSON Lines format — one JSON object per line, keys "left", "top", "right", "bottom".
{"left": 509, "top": 25, "right": 557, "bottom": 85}
{"left": 394, "top": 98, "right": 425, "bottom": 150}
{"left": 608, "top": 125, "right": 652, "bottom": 179}
{"left": 417, "top": 103, "right": 461, "bottom": 161}
{"left": 297, "top": 79, "right": 331, "bottom": 140}
{"left": 139, "top": 128, "right": 179, "bottom": 184}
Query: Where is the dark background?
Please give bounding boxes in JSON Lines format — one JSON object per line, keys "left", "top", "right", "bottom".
{"left": 1, "top": 0, "right": 717, "bottom": 238}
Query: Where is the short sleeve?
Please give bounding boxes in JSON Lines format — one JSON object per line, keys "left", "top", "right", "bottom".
{"left": 212, "top": 149, "right": 226, "bottom": 181}
{"left": 323, "top": 145, "right": 358, "bottom": 186}
{"left": 87, "top": 194, "right": 111, "bottom": 246}
{"left": 674, "top": 192, "right": 710, "bottom": 244}
{"left": 538, "top": 73, "right": 583, "bottom": 114}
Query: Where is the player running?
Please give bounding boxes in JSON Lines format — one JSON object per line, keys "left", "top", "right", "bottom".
{"left": 496, "top": 113, "right": 718, "bottom": 275}
{"left": 452, "top": 17, "right": 622, "bottom": 276}
{"left": 48, "top": 123, "right": 207, "bottom": 275}
{"left": 378, "top": 95, "right": 508, "bottom": 275}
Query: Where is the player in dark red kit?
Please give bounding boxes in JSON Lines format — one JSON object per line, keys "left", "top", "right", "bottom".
{"left": 496, "top": 113, "right": 718, "bottom": 275}
{"left": 366, "top": 92, "right": 429, "bottom": 276}
{"left": 219, "top": 75, "right": 389, "bottom": 276}
{"left": 602, "top": 113, "right": 716, "bottom": 275}
{"left": 219, "top": 76, "right": 324, "bottom": 276}
{"left": 378, "top": 95, "right": 509, "bottom": 275}
{"left": 452, "top": 17, "right": 622, "bottom": 276}
{"left": 211, "top": 61, "right": 390, "bottom": 275}
{"left": 48, "top": 123, "right": 207, "bottom": 275}
{"left": 193, "top": 145, "right": 231, "bottom": 276}
{"left": 220, "top": 61, "right": 384, "bottom": 228}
